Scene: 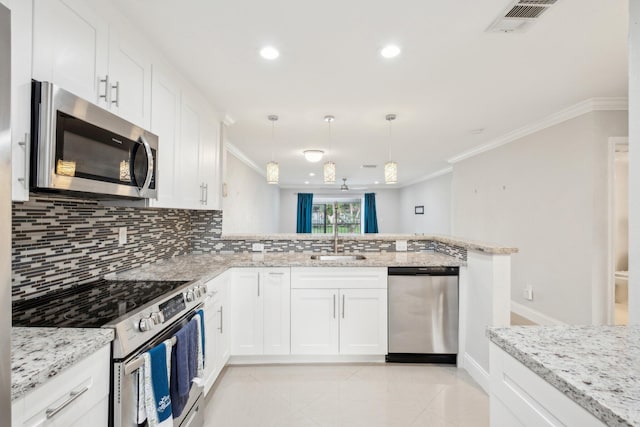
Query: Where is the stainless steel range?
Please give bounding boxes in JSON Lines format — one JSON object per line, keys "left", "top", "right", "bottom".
{"left": 13, "top": 278, "right": 208, "bottom": 427}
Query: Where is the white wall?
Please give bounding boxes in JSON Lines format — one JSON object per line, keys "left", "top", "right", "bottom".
{"left": 222, "top": 150, "right": 280, "bottom": 234}
{"left": 615, "top": 152, "right": 629, "bottom": 271}
{"left": 278, "top": 189, "right": 401, "bottom": 233}
{"left": 398, "top": 173, "right": 452, "bottom": 235}
{"left": 452, "top": 111, "right": 628, "bottom": 325}
{"left": 630, "top": 0, "right": 639, "bottom": 325}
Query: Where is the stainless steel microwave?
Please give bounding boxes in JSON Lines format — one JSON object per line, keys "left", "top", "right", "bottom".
{"left": 30, "top": 81, "right": 158, "bottom": 199}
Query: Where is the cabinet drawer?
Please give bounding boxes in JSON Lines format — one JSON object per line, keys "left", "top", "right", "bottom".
{"left": 291, "top": 267, "right": 387, "bottom": 289}
{"left": 21, "top": 345, "right": 110, "bottom": 427}
{"left": 489, "top": 344, "right": 604, "bottom": 427}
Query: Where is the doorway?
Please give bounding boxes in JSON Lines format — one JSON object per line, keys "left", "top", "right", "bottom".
{"left": 608, "top": 138, "right": 629, "bottom": 325}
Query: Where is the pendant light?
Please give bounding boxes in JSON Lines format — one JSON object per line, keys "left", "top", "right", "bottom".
{"left": 266, "top": 115, "right": 279, "bottom": 184}
{"left": 384, "top": 113, "right": 398, "bottom": 184}
{"left": 323, "top": 115, "right": 336, "bottom": 184}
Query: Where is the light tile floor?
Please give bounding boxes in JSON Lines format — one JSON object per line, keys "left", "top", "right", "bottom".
{"left": 203, "top": 364, "right": 489, "bottom": 427}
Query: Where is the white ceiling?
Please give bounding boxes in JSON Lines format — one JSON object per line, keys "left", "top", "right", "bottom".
{"left": 113, "top": 0, "right": 628, "bottom": 188}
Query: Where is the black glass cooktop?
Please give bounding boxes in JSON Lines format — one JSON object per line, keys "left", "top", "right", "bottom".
{"left": 12, "top": 279, "right": 188, "bottom": 328}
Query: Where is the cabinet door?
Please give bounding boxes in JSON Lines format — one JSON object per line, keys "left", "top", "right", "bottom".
{"left": 108, "top": 29, "right": 151, "bottom": 128}
{"left": 262, "top": 269, "right": 291, "bottom": 355}
{"left": 149, "top": 66, "right": 180, "bottom": 208}
{"left": 9, "top": 0, "right": 31, "bottom": 201}
{"left": 230, "top": 269, "right": 263, "bottom": 355}
{"left": 177, "top": 95, "right": 204, "bottom": 209}
{"left": 32, "top": 0, "right": 108, "bottom": 105}
{"left": 199, "top": 117, "right": 222, "bottom": 209}
{"left": 339, "top": 289, "right": 388, "bottom": 355}
{"left": 291, "top": 289, "right": 339, "bottom": 355}
{"left": 202, "top": 291, "right": 218, "bottom": 393}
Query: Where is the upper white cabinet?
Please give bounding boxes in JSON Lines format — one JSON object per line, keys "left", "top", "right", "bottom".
{"left": 230, "top": 268, "right": 291, "bottom": 356}
{"left": 290, "top": 268, "right": 388, "bottom": 356}
{"left": 7, "top": 0, "right": 32, "bottom": 201}
{"left": 32, "top": 0, "right": 109, "bottom": 105}
{"left": 107, "top": 28, "right": 152, "bottom": 128}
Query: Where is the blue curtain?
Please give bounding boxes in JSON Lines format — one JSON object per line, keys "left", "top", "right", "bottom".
{"left": 364, "top": 193, "right": 379, "bottom": 233}
{"left": 296, "top": 193, "right": 313, "bottom": 233}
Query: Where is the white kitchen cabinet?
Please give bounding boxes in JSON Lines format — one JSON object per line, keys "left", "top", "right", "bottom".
{"left": 6, "top": 0, "right": 32, "bottom": 201}
{"left": 230, "top": 268, "right": 291, "bottom": 356}
{"left": 339, "top": 288, "right": 387, "bottom": 355}
{"left": 489, "top": 343, "right": 605, "bottom": 427}
{"left": 198, "top": 117, "right": 222, "bottom": 209}
{"left": 12, "top": 345, "right": 110, "bottom": 427}
{"left": 107, "top": 28, "right": 152, "bottom": 128}
{"left": 32, "top": 0, "right": 109, "bottom": 106}
{"left": 203, "top": 271, "right": 231, "bottom": 396}
{"left": 290, "top": 289, "right": 339, "bottom": 354}
{"left": 290, "top": 267, "right": 388, "bottom": 356}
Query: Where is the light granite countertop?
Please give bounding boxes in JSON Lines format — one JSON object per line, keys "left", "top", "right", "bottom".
{"left": 221, "top": 233, "right": 518, "bottom": 255}
{"left": 11, "top": 327, "right": 114, "bottom": 401}
{"left": 111, "top": 251, "right": 465, "bottom": 283}
{"left": 488, "top": 326, "right": 640, "bottom": 427}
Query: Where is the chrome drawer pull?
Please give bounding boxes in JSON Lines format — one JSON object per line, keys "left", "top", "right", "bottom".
{"left": 45, "top": 386, "right": 89, "bottom": 419}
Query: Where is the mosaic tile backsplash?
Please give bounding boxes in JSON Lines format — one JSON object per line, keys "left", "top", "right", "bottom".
{"left": 11, "top": 195, "right": 210, "bottom": 300}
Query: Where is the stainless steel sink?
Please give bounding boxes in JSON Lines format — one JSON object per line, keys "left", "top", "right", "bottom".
{"left": 310, "top": 254, "right": 367, "bottom": 261}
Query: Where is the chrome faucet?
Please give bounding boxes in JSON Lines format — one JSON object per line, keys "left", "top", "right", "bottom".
{"left": 333, "top": 201, "right": 340, "bottom": 253}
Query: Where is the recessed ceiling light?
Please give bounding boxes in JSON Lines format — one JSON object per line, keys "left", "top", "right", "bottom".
{"left": 260, "top": 46, "right": 280, "bottom": 60}
{"left": 309, "top": 172, "right": 315, "bottom": 177}
{"left": 304, "top": 181, "right": 310, "bottom": 185}
{"left": 374, "top": 181, "right": 380, "bottom": 185}
{"left": 380, "top": 44, "right": 401, "bottom": 59}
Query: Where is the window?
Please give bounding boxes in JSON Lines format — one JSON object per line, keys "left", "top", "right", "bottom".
{"left": 311, "top": 201, "right": 362, "bottom": 234}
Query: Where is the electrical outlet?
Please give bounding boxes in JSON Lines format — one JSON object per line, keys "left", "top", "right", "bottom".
{"left": 395, "top": 240, "right": 408, "bottom": 252}
{"left": 523, "top": 285, "right": 533, "bottom": 301}
{"left": 118, "top": 227, "right": 127, "bottom": 245}
{"left": 252, "top": 243, "right": 265, "bottom": 252}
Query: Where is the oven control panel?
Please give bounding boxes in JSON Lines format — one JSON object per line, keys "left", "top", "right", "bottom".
{"left": 159, "top": 294, "right": 187, "bottom": 323}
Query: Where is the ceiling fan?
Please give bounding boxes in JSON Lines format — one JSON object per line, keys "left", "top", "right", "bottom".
{"left": 340, "top": 178, "right": 368, "bottom": 192}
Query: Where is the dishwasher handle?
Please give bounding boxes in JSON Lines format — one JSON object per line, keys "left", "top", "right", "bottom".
{"left": 388, "top": 266, "right": 459, "bottom": 276}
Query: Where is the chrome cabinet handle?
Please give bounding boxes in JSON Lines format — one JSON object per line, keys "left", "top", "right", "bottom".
{"left": 138, "top": 135, "right": 154, "bottom": 196}
{"left": 333, "top": 294, "right": 336, "bottom": 319}
{"left": 17, "top": 133, "right": 29, "bottom": 188}
{"left": 46, "top": 386, "right": 89, "bottom": 419}
{"left": 111, "top": 81, "right": 120, "bottom": 107}
{"left": 342, "top": 294, "right": 345, "bottom": 318}
{"left": 99, "top": 76, "right": 109, "bottom": 102}
{"left": 203, "top": 183, "right": 208, "bottom": 205}
{"left": 268, "top": 272, "right": 285, "bottom": 276}
{"left": 218, "top": 306, "right": 223, "bottom": 333}
{"left": 257, "top": 275, "right": 260, "bottom": 297}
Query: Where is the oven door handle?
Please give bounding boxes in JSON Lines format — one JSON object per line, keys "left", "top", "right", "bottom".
{"left": 138, "top": 134, "right": 154, "bottom": 197}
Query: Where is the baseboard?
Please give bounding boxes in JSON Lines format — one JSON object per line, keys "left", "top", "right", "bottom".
{"left": 228, "top": 354, "right": 386, "bottom": 365}
{"left": 461, "top": 352, "right": 490, "bottom": 394}
{"left": 511, "top": 301, "right": 566, "bottom": 326}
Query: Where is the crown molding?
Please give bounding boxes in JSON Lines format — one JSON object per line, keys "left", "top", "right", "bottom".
{"left": 447, "top": 97, "right": 628, "bottom": 164}
{"left": 224, "top": 141, "right": 266, "bottom": 178}
{"left": 398, "top": 167, "right": 453, "bottom": 188}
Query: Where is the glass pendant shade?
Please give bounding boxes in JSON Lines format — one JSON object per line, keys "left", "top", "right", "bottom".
{"left": 384, "top": 161, "right": 398, "bottom": 184}
{"left": 304, "top": 150, "right": 324, "bottom": 163}
{"left": 323, "top": 161, "right": 336, "bottom": 184}
{"left": 266, "top": 161, "right": 279, "bottom": 184}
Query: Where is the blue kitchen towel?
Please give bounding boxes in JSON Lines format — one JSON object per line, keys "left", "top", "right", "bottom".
{"left": 148, "top": 342, "right": 173, "bottom": 426}
{"left": 197, "top": 308, "right": 205, "bottom": 366}
{"left": 170, "top": 319, "right": 198, "bottom": 418}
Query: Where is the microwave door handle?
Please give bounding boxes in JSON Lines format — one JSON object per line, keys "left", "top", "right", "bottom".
{"left": 138, "top": 135, "right": 154, "bottom": 195}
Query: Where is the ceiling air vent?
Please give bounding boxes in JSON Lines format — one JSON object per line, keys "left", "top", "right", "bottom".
{"left": 487, "top": 0, "right": 559, "bottom": 33}
{"left": 361, "top": 164, "right": 377, "bottom": 169}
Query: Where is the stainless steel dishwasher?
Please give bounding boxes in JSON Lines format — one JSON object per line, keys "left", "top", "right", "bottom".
{"left": 386, "top": 266, "right": 459, "bottom": 364}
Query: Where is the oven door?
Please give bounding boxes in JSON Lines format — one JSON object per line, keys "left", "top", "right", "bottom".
{"left": 31, "top": 81, "right": 158, "bottom": 199}
{"left": 111, "top": 309, "right": 204, "bottom": 427}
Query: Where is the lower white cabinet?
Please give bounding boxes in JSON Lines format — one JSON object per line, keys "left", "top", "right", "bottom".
{"left": 290, "top": 268, "right": 388, "bottom": 356}
{"left": 230, "top": 268, "right": 291, "bottom": 356}
{"left": 11, "top": 345, "right": 110, "bottom": 427}
{"left": 203, "top": 271, "right": 231, "bottom": 395}
{"left": 489, "top": 343, "right": 605, "bottom": 427}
